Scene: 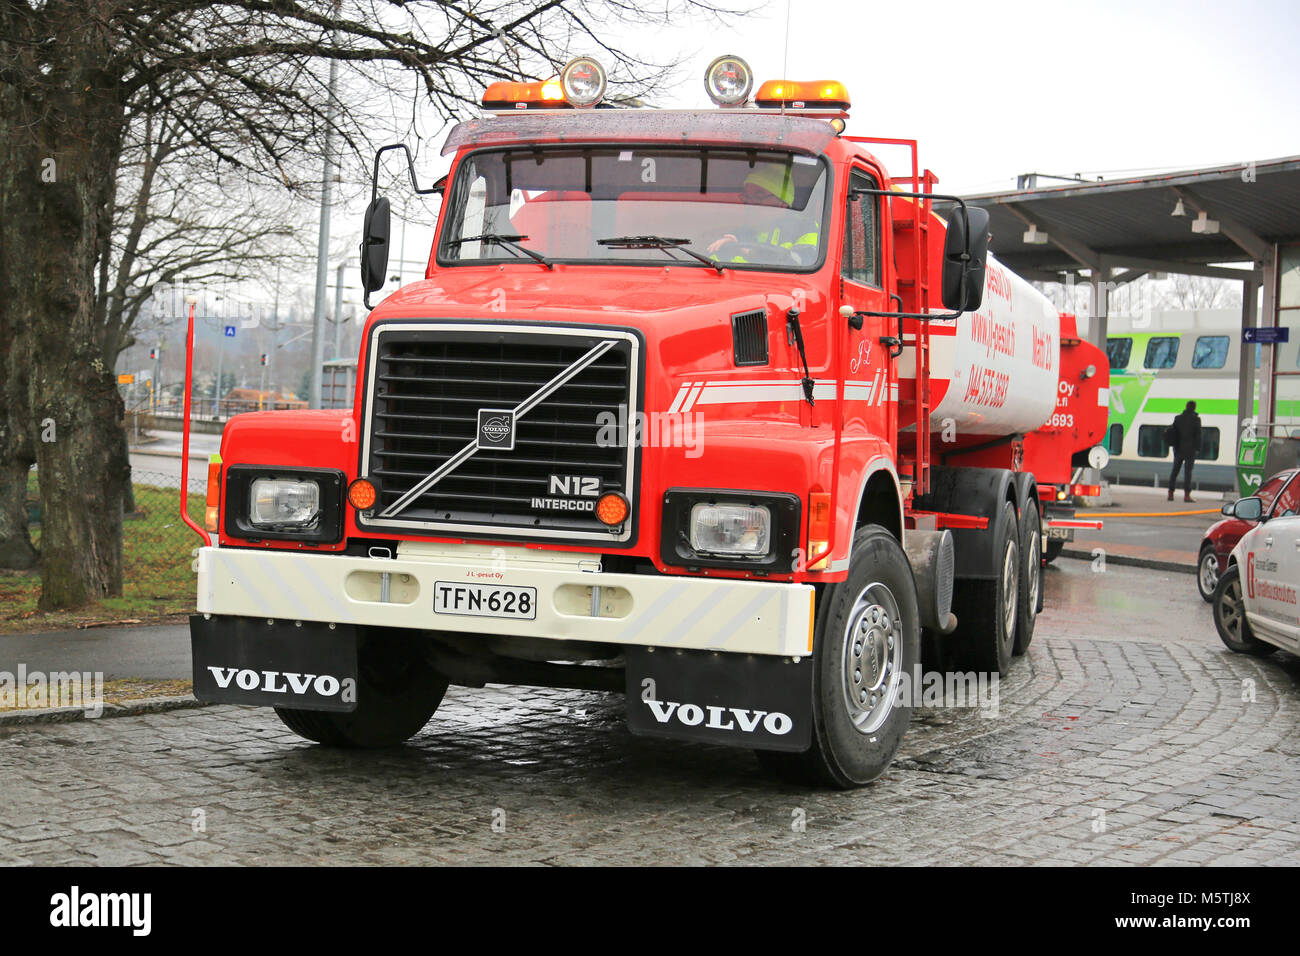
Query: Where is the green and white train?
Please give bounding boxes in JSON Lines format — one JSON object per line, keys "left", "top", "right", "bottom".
{"left": 1101, "top": 309, "right": 1300, "bottom": 492}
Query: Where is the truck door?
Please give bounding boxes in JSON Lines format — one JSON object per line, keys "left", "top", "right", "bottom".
{"left": 840, "top": 167, "right": 893, "bottom": 437}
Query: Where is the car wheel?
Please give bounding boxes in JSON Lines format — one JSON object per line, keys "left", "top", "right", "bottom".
{"left": 755, "top": 524, "right": 919, "bottom": 789}
{"left": 1196, "top": 546, "right": 1220, "bottom": 603}
{"left": 1212, "top": 565, "right": 1274, "bottom": 657}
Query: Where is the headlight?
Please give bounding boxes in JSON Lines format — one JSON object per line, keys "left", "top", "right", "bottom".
{"left": 690, "top": 503, "right": 771, "bottom": 555}
{"left": 661, "top": 489, "right": 800, "bottom": 571}
{"left": 250, "top": 478, "right": 320, "bottom": 528}
{"left": 223, "top": 466, "right": 345, "bottom": 543}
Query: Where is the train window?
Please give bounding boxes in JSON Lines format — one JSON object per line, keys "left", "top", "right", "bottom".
{"left": 1191, "top": 335, "right": 1229, "bottom": 369}
{"left": 1143, "top": 336, "right": 1180, "bottom": 369}
{"left": 1197, "top": 427, "right": 1220, "bottom": 461}
{"left": 1137, "top": 424, "right": 1168, "bottom": 458}
{"left": 1105, "top": 337, "right": 1132, "bottom": 370}
{"left": 1106, "top": 423, "right": 1123, "bottom": 455}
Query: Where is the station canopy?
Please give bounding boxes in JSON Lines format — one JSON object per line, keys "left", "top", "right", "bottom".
{"left": 955, "top": 155, "right": 1300, "bottom": 281}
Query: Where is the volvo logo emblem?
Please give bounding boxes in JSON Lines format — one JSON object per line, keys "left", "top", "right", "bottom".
{"left": 477, "top": 408, "right": 516, "bottom": 450}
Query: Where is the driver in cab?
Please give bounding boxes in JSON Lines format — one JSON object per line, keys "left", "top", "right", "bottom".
{"left": 706, "top": 164, "right": 819, "bottom": 266}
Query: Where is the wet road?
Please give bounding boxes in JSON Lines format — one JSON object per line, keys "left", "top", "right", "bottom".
{"left": 2, "top": 558, "right": 1297, "bottom": 865}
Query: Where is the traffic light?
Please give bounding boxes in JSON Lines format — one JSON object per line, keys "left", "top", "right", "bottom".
{"left": 149, "top": 348, "right": 159, "bottom": 360}
{"left": 260, "top": 353, "right": 269, "bottom": 366}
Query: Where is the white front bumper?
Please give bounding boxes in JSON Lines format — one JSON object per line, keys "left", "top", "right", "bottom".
{"left": 196, "top": 546, "right": 815, "bottom": 657}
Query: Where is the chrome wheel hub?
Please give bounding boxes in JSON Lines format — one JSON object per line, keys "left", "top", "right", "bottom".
{"left": 1200, "top": 552, "right": 1219, "bottom": 594}
{"left": 842, "top": 583, "right": 904, "bottom": 735}
{"left": 1026, "top": 523, "right": 1040, "bottom": 613}
{"left": 1002, "top": 537, "right": 1020, "bottom": 642}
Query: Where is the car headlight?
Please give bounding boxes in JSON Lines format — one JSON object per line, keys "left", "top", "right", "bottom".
{"left": 690, "top": 503, "right": 770, "bottom": 555}
{"left": 250, "top": 478, "right": 321, "bottom": 528}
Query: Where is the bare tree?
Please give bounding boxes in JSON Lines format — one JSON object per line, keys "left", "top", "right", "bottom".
{"left": 1, "top": 0, "right": 739, "bottom": 607}
{"left": 1158, "top": 274, "right": 1242, "bottom": 311}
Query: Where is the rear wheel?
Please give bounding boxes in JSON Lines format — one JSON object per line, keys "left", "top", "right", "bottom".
{"left": 1213, "top": 565, "right": 1274, "bottom": 657}
{"left": 951, "top": 501, "right": 1019, "bottom": 676}
{"left": 1013, "top": 501, "right": 1041, "bottom": 655}
{"left": 1197, "top": 546, "right": 1220, "bottom": 603}
{"left": 275, "top": 632, "right": 448, "bottom": 747}
{"left": 755, "top": 525, "right": 919, "bottom": 789}
{"left": 1044, "top": 538, "right": 1065, "bottom": 564}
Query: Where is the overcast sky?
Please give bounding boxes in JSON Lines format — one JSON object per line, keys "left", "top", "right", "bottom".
{"left": 632, "top": 0, "right": 1300, "bottom": 193}
{"left": 195, "top": 0, "right": 1300, "bottom": 325}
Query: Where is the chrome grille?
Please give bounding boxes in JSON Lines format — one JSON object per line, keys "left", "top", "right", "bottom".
{"left": 360, "top": 324, "right": 637, "bottom": 541}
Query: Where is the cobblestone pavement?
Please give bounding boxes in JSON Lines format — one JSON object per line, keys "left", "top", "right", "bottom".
{"left": 2, "top": 559, "right": 1298, "bottom": 866}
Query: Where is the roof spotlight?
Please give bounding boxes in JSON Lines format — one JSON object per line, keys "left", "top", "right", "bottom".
{"left": 704, "top": 54, "right": 753, "bottom": 106}
{"left": 560, "top": 56, "right": 606, "bottom": 109}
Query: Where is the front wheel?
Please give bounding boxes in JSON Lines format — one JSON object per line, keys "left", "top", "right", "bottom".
{"left": 276, "top": 632, "right": 449, "bottom": 747}
{"left": 1196, "top": 546, "right": 1220, "bottom": 603}
{"left": 756, "top": 525, "right": 919, "bottom": 789}
{"left": 1213, "top": 565, "right": 1274, "bottom": 657}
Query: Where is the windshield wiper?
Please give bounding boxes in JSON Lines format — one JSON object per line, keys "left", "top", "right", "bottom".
{"left": 596, "top": 235, "right": 724, "bottom": 274}
{"left": 447, "top": 233, "right": 552, "bottom": 269}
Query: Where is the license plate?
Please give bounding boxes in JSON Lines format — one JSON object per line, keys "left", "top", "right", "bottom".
{"left": 1047, "top": 526, "right": 1074, "bottom": 541}
{"left": 434, "top": 581, "right": 537, "bottom": 620}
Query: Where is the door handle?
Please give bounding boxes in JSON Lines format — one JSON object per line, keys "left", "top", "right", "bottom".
{"left": 1264, "top": 536, "right": 1273, "bottom": 547}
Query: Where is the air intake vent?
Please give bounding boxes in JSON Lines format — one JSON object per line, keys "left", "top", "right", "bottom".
{"left": 731, "top": 310, "right": 768, "bottom": 366}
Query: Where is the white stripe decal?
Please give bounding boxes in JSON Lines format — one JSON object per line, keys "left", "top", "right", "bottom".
{"left": 668, "top": 383, "right": 691, "bottom": 413}
{"left": 679, "top": 377, "right": 904, "bottom": 408}
{"left": 696, "top": 384, "right": 805, "bottom": 405}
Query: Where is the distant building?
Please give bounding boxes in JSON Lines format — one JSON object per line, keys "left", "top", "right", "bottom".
{"left": 220, "top": 388, "right": 308, "bottom": 415}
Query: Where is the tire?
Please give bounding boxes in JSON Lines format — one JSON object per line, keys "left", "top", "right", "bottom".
{"left": 951, "top": 501, "right": 1019, "bottom": 676}
{"left": 1013, "top": 501, "right": 1041, "bottom": 655}
{"left": 275, "top": 631, "right": 449, "bottom": 747}
{"left": 1044, "top": 538, "right": 1065, "bottom": 564}
{"left": 1196, "top": 545, "right": 1220, "bottom": 603}
{"left": 1212, "top": 565, "right": 1274, "bottom": 657}
{"left": 755, "top": 525, "right": 919, "bottom": 789}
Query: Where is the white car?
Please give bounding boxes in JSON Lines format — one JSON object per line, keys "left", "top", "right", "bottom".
{"left": 1213, "top": 495, "right": 1300, "bottom": 657}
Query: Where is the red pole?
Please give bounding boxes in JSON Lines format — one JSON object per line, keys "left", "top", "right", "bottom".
{"left": 180, "top": 298, "right": 211, "bottom": 545}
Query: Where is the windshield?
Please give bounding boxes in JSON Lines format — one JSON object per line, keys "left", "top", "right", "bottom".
{"left": 440, "top": 146, "right": 829, "bottom": 271}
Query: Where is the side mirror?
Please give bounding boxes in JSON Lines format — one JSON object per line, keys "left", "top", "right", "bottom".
{"left": 1234, "top": 496, "right": 1264, "bottom": 521}
{"left": 1221, "top": 503, "right": 1234, "bottom": 516}
{"left": 940, "top": 205, "right": 990, "bottom": 312}
{"left": 360, "top": 196, "right": 391, "bottom": 307}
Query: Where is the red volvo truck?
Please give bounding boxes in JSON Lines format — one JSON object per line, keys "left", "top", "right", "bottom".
{"left": 186, "top": 56, "right": 1109, "bottom": 787}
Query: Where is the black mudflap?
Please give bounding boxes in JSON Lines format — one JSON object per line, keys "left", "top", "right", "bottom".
{"left": 190, "top": 615, "right": 358, "bottom": 712}
{"left": 624, "top": 647, "right": 812, "bottom": 752}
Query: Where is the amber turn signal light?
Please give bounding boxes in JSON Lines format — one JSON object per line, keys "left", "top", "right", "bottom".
{"left": 595, "top": 492, "right": 630, "bottom": 526}
{"left": 204, "top": 454, "right": 222, "bottom": 533}
{"left": 348, "top": 478, "right": 377, "bottom": 511}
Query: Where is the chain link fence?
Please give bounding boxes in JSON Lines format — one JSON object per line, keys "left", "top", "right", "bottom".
{"left": 4, "top": 467, "right": 204, "bottom": 627}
